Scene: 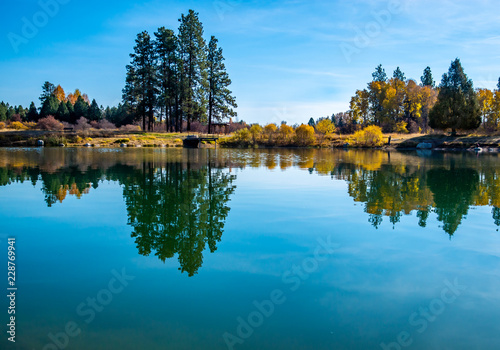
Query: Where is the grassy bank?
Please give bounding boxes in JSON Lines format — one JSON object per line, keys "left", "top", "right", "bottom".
{"left": 0, "top": 130, "right": 187, "bottom": 148}
{"left": 1, "top": 129, "right": 500, "bottom": 150}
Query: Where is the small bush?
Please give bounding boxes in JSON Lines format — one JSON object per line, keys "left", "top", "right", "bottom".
{"left": 75, "top": 117, "right": 92, "bottom": 131}
{"left": 114, "top": 138, "right": 130, "bottom": 144}
{"left": 25, "top": 122, "right": 37, "bottom": 129}
{"left": 96, "top": 119, "right": 116, "bottom": 130}
{"left": 46, "top": 136, "right": 68, "bottom": 146}
{"left": 396, "top": 121, "right": 409, "bottom": 134}
{"left": 119, "top": 124, "right": 141, "bottom": 132}
{"left": 0, "top": 122, "right": 6, "bottom": 129}
{"left": 37, "top": 116, "right": 64, "bottom": 131}
{"left": 8, "top": 121, "right": 28, "bottom": 130}
{"left": 351, "top": 125, "right": 385, "bottom": 147}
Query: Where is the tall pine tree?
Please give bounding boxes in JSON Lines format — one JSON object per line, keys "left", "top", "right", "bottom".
{"left": 39, "top": 81, "right": 55, "bottom": 105}
{"left": 372, "top": 64, "right": 387, "bottom": 82}
{"left": 206, "top": 36, "right": 237, "bottom": 133}
{"left": 178, "top": 10, "right": 207, "bottom": 131}
{"left": 123, "top": 31, "right": 157, "bottom": 131}
{"left": 429, "top": 59, "right": 480, "bottom": 134}
{"left": 27, "top": 102, "right": 39, "bottom": 122}
{"left": 88, "top": 99, "right": 102, "bottom": 121}
{"left": 421, "top": 67, "right": 435, "bottom": 87}
{"left": 155, "top": 27, "right": 180, "bottom": 132}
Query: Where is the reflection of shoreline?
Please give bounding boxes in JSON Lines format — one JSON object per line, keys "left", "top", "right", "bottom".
{"left": 1, "top": 148, "right": 500, "bottom": 236}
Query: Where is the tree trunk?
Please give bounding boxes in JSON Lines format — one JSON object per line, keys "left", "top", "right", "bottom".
{"left": 208, "top": 91, "right": 212, "bottom": 134}
{"left": 142, "top": 110, "right": 146, "bottom": 132}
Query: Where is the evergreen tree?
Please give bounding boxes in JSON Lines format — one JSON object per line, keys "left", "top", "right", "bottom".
{"left": 155, "top": 27, "right": 180, "bottom": 132}
{"left": 123, "top": 31, "right": 157, "bottom": 131}
{"left": 40, "top": 94, "right": 59, "bottom": 118}
{"left": 497, "top": 77, "right": 500, "bottom": 90}
{"left": 429, "top": 58, "right": 481, "bottom": 134}
{"left": 6, "top": 105, "right": 15, "bottom": 121}
{"left": 393, "top": 67, "right": 406, "bottom": 81}
{"left": 421, "top": 67, "right": 435, "bottom": 87}
{"left": 66, "top": 100, "right": 75, "bottom": 123}
{"left": 73, "top": 95, "right": 89, "bottom": 121}
{"left": 206, "top": 36, "right": 237, "bottom": 133}
{"left": 27, "top": 102, "right": 39, "bottom": 122}
{"left": 56, "top": 101, "right": 70, "bottom": 122}
{"left": 39, "top": 81, "right": 55, "bottom": 105}
{"left": 308, "top": 117, "right": 315, "bottom": 127}
{"left": 88, "top": 99, "right": 102, "bottom": 121}
{"left": 372, "top": 64, "right": 387, "bottom": 82}
{"left": 178, "top": 10, "right": 207, "bottom": 131}
{"left": 0, "top": 102, "right": 7, "bottom": 122}
{"left": 15, "top": 105, "right": 26, "bottom": 121}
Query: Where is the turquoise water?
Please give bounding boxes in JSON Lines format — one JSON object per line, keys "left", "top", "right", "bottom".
{"left": 1, "top": 148, "right": 500, "bottom": 350}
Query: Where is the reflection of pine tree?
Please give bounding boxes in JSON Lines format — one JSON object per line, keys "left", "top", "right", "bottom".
{"left": 492, "top": 207, "right": 500, "bottom": 227}
{"left": 417, "top": 207, "right": 431, "bottom": 228}
{"left": 121, "top": 162, "right": 236, "bottom": 276}
{"left": 369, "top": 214, "right": 383, "bottom": 229}
{"left": 427, "top": 168, "right": 479, "bottom": 236}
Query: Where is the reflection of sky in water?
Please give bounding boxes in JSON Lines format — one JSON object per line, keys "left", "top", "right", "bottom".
{"left": 0, "top": 149, "right": 499, "bottom": 350}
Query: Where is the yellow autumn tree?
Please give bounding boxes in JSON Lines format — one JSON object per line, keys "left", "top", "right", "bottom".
{"left": 249, "top": 124, "right": 262, "bottom": 145}
{"left": 349, "top": 89, "right": 370, "bottom": 125}
{"left": 315, "top": 118, "right": 335, "bottom": 144}
{"left": 263, "top": 123, "right": 277, "bottom": 143}
{"left": 278, "top": 124, "right": 294, "bottom": 145}
{"left": 316, "top": 118, "right": 335, "bottom": 135}
{"left": 491, "top": 90, "right": 500, "bottom": 130}
{"left": 295, "top": 124, "right": 316, "bottom": 146}
{"left": 53, "top": 85, "right": 66, "bottom": 102}
{"left": 67, "top": 89, "right": 90, "bottom": 104}
{"left": 477, "top": 88, "right": 494, "bottom": 129}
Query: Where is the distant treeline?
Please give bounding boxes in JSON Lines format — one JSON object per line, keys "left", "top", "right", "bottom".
{"left": 312, "top": 59, "right": 500, "bottom": 135}
{"left": 0, "top": 82, "right": 133, "bottom": 127}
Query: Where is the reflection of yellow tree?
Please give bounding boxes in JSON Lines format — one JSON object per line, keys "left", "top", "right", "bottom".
{"left": 342, "top": 165, "right": 434, "bottom": 228}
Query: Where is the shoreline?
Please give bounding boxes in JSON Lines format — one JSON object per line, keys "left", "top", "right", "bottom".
{"left": 1, "top": 130, "right": 499, "bottom": 151}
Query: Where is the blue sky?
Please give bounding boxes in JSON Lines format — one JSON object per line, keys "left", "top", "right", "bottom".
{"left": 1, "top": 0, "right": 500, "bottom": 124}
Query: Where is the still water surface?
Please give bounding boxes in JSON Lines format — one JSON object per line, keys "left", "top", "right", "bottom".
{"left": 1, "top": 148, "right": 499, "bottom": 350}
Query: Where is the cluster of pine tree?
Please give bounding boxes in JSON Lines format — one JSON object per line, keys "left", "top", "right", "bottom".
{"left": 0, "top": 102, "right": 37, "bottom": 123}
{"left": 0, "top": 82, "right": 133, "bottom": 127}
{"left": 36, "top": 82, "right": 103, "bottom": 124}
{"left": 123, "top": 9, "right": 237, "bottom": 132}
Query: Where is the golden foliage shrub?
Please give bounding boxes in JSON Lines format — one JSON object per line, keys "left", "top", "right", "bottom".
{"left": 351, "top": 125, "right": 385, "bottom": 147}
{"left": 8, "top": 121, "right": 28, "bottom": 130}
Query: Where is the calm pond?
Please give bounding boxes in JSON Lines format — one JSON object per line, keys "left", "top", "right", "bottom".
{"left": 1, "top": 148, "right": 500, "bottom": 350}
